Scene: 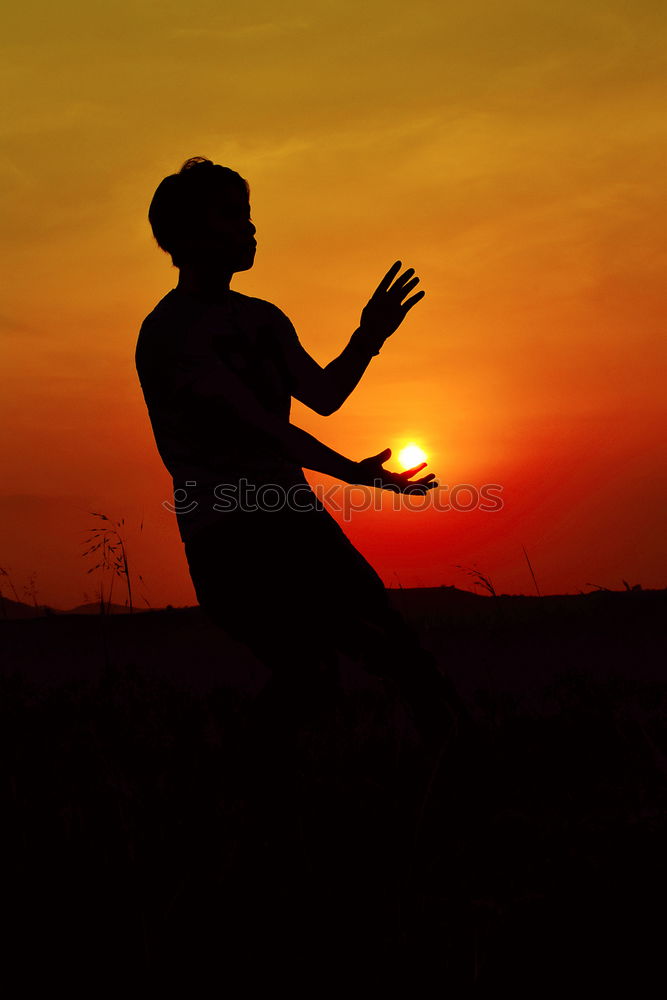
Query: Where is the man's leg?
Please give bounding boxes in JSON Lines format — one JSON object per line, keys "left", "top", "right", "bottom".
{"left": 241, "top": 613, "right": 343, "bottom": 746}
{"left": 333, "top": 602, "right": 470, "bottom": 756}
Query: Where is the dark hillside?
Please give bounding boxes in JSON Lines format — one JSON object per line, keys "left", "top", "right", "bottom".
{"left": 1, "top": 588, "right": 665, "bottom": 990}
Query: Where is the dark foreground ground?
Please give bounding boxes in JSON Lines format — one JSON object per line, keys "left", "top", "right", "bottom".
{"left": 1, "top": 588, "right": 665, "bottom": 991}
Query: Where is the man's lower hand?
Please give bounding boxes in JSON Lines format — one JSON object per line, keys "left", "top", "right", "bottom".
{"left": 353, "top": 447, "right": 438, "bottom": 494}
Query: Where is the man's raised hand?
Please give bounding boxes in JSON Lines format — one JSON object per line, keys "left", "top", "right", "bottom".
{"left": 359, "top": 261, "right": 425, "bottom": 346}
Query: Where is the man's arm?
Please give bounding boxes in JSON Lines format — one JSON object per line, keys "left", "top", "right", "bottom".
{"left": 186, "top": 349, "right": 437, "bottom": 493}
{"left": 189, "top": 349, "right": 360, "bottom": 482}
{"left": 275, "top": 318, "right": 379, "bottom": 417}
{"left": 273, "top": 262, "right": 425, "bottom": 416}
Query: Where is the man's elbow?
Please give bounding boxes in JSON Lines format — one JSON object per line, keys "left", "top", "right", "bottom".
{"left": 315, "top": 395, "right": 341, "bottom": 417}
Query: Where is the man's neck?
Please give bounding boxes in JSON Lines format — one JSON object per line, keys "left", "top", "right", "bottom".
{"left": 176, "top": 266, "right": 234, "bottom": 303}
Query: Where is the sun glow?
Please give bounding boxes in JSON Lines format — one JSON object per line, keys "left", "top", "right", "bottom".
{"left": 397, "top": 443, "right": 428, "bottom": 470}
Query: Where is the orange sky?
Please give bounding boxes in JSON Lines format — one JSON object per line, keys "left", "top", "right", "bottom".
{"left": 1, "top": 0, "right": 666, "bottom": 608}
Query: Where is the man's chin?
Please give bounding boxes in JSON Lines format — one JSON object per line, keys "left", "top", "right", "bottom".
{"left": 234, "top": 253, "right": 256, "bottom": 273}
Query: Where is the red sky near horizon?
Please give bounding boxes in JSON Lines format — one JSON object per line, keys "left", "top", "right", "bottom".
{"left": 1, "top": 0, "right": 666, "bottom": 609}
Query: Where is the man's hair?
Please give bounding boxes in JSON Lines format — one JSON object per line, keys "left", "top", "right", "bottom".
{"left": 148, "top": 156, "right": 250, "bottom": 268}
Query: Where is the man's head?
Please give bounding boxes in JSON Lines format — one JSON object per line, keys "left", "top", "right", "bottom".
{"left": 148, "top": 157, "right": 256, "bottom": 272}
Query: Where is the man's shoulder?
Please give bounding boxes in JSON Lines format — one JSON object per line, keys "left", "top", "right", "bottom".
{"left": 232, "top": 292, "right": 291, "bottom": 324}
{"left": 136, "top": 289, "right": 207, "bottom": 361}
{"left": 231, "top": 292, "right": 297, "bottom": 341}
{"left": 138, "top": 288, "right": 197, "bottom": 335}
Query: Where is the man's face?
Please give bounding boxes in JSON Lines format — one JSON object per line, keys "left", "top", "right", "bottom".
{"left": 194, "top": 186, "right": 257, "bottom": 273}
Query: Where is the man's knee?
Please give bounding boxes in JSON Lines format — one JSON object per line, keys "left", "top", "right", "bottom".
{"left": 336, "top": 609, "right": 431, "bottom": 673}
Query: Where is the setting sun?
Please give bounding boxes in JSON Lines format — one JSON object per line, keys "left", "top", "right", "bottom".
{"left": 398, "top": 443, "right": 428, "bottom": 470}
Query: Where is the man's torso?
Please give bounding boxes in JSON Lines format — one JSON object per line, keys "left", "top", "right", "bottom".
{"left": 135, "top": 287, "right": 307, "bottom": 543}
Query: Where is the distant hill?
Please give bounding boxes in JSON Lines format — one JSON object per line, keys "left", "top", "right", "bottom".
{"left": 64, "top": 601, "right": 151, "bottom": 616}
{"left": 388, "top": 584, "right": 666, "bottom": 626}
{"left": 0, "top": 597, "right": 60, "bottom": 619}
{"left": 0, "top": 597, "right": 151, "bottom": 619}
{"left": 1, "top": 585, "right": 664, "bottom": 622}
{"left": 0, "top": 586, "right": 484, "bottom": 620}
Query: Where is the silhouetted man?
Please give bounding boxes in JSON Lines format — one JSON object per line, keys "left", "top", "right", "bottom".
{"left": 135, "top": 156, "right": 463, "bottom": 753}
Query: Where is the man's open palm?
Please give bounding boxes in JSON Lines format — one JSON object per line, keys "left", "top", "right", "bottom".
{"left": 356, "top": 447, "right": 438, "bottom": 494}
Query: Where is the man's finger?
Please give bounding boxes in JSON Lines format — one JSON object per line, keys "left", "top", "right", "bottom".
{"left": 390, "top": 267, "right": 416, "bottom": 293}
{"left": 402, "top": 461, "right": 428, "bottom": 478}
{"left": 401, "top": 290, "right": 426, "bottom": 313}
{"left": 374, "top": 261, "right": 402, "bottom": 296}
{"left": 403, "top": 477, "right": 438, "bottom": 493}
{"left": 394, "top": 276, "right": 420, "bottom": 300}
